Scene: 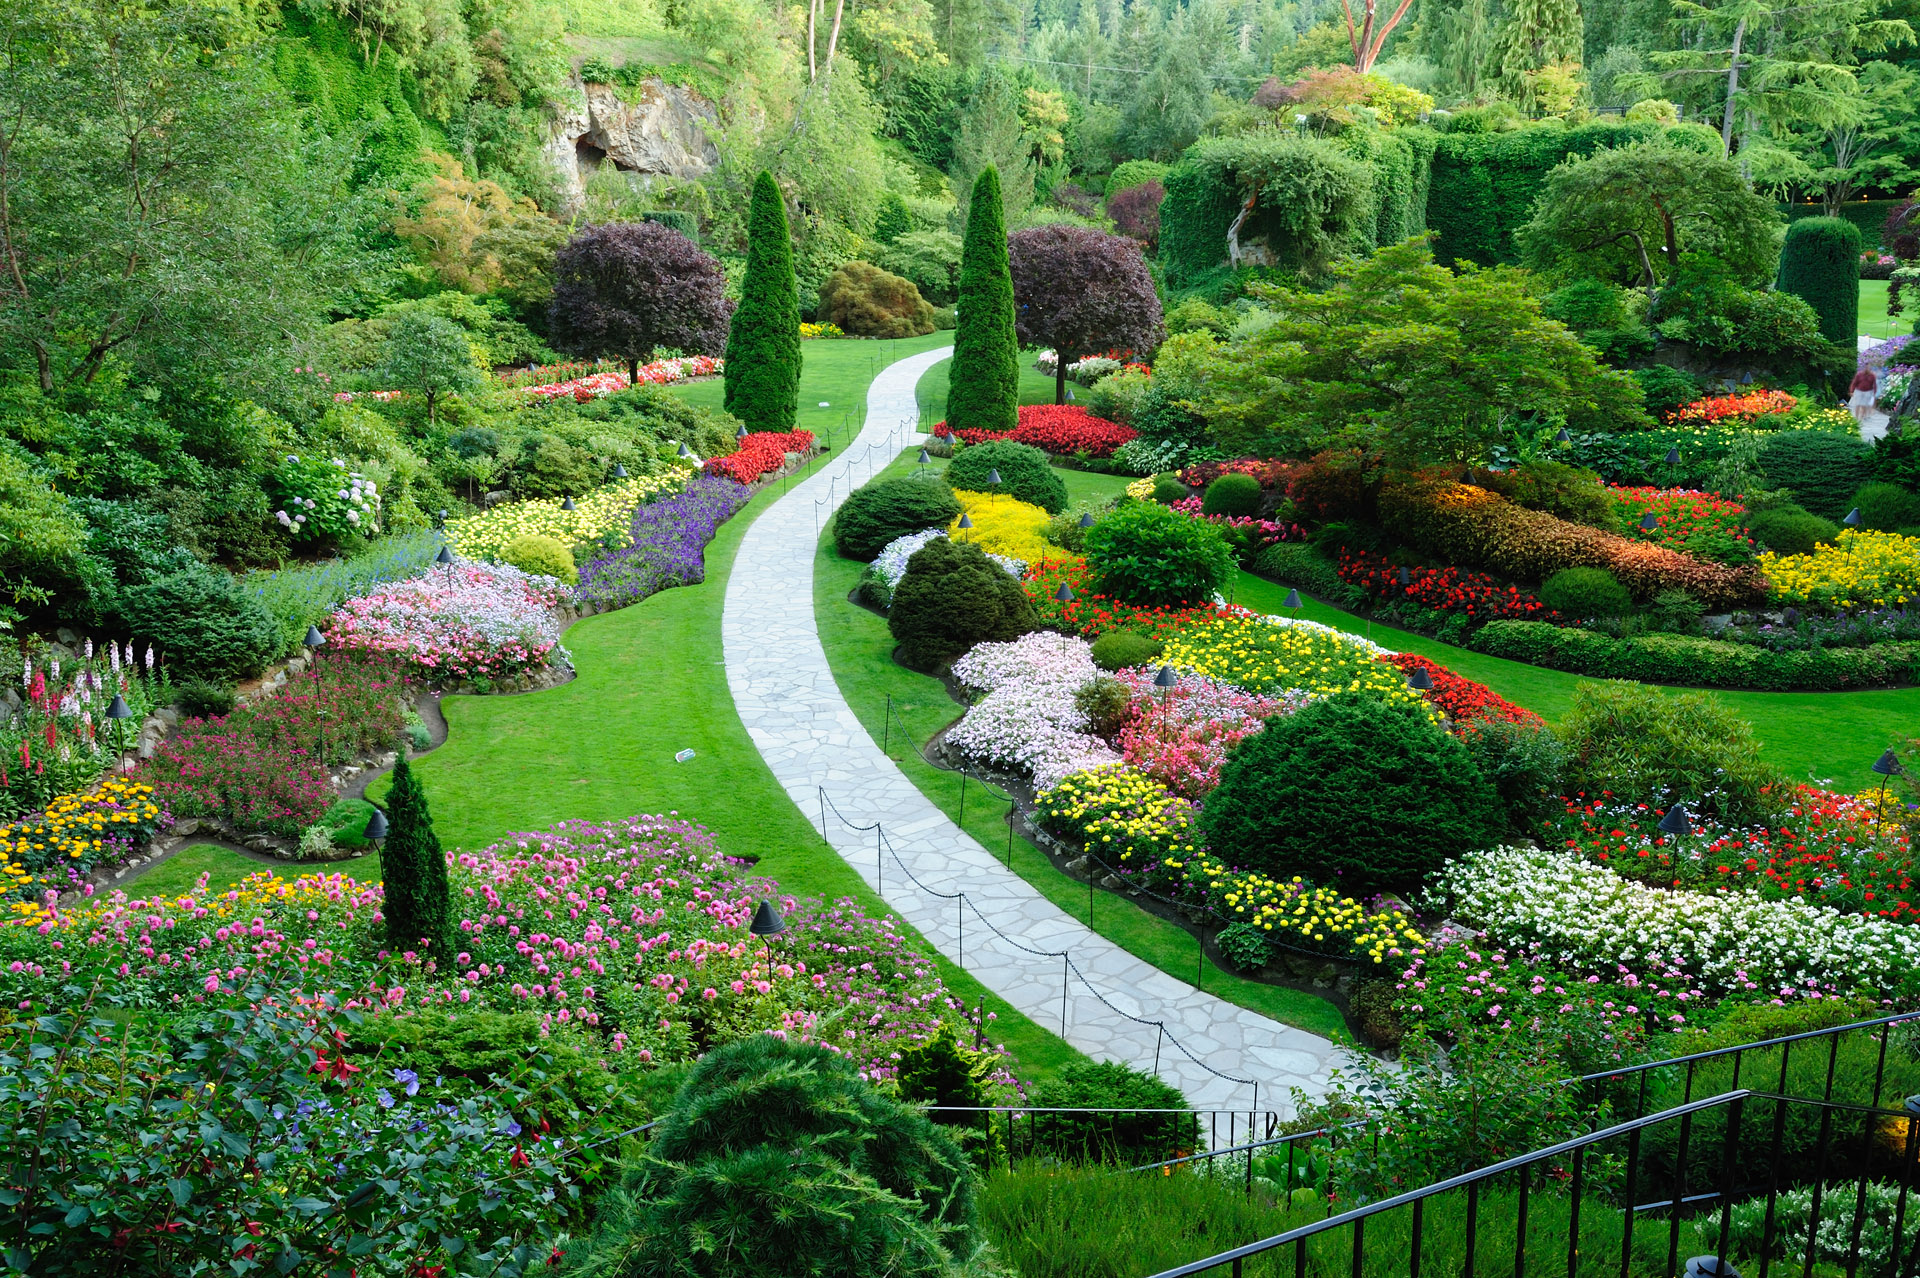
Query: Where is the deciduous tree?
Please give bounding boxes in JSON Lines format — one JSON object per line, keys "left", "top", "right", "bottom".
{"left": 376, "top": 312, "right": 481, "bottom": 425}
{"left": 1008, "top": 226, "right": 1164, "bottom": 405}
{"left": 548, "top": 222, "right": 732, "bottom": 386}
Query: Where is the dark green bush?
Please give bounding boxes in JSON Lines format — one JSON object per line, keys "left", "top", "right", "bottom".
{"left": 1559, "top": 680, "right": 1788, "bottom": 824}
{"left": 835, "top": 476, "right": 962, "bottom": 560}
{"left": 1851, "top": 481, "right": 1920, "bottom": 532}
{"left": 1629, "top": 365, "right": 1702, "bottom": 420}
{"left": 1216, "top": 920, "right": 1272, "bottom": 971}
{"left": 1539, "top": 566, "right": 1632, "bottom": 618}
{"left": 1201, "top": 472, "right": 1262, "bottom": 517}
{"left": 122, "top": 563, "right": 279, "bottom": 682}
{"left": 1250, "top": 542, "right": 1370, "bottom": 610}
{"left": 1149, "top": 474, "right": 1189, "bottom": 504}
{"left": 175, "top": 679, "right": 236, "bottom": 719}
{"left": 1470, "top": 620, "right": 1920, "bottom": 690}
{"left": 1089, "top": 629, "right": 1164, "bottom": 671}
{"left": 1745, "top": 502, "right": 1838, "bottom": 554}
{"left": 946, "top": 440, "right": 1068, "bottom": 514}
{"left": 1460, "top": 717, "right": 1567, "bottom": 834}
{"left": 1757, "top": 432, "right": 1874, "bottom": 521}
{"left": 1083, "top": 502, "right": 1235, "bottom": 607}
{"left": 1025, "top": 1060, "right": 1199, "bottom": 1165}
{"left": 888, "top": 537, "right": 1037, "bottom": 671}
{"left": 1776, "top": 216, "right": 1862, "bottom": 348}
{"left": 817, "top": 260, "right": 937, "bottom": 338}
{"left": 1871, "top": 432, "right": 1920, "bottom": 491}
{"left": 1479, "top": 460, "right": 1616, "bottom": 529}
{"left": 1204, "top": 691, "right": 1504, "bottom": 895}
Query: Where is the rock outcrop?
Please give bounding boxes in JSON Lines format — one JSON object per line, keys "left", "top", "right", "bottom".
{"left": 546, "top": 77, "right": 719, "bottom": 209}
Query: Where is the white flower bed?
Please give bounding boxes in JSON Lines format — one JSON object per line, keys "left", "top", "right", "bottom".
{"left": 1435, "top": 844, "right": 1920, "bottom": 998}
{"left": 866, "top": 529, "right": 1024, "bottom": 608}
{"left": 946, "top": 633, "right": 1120, "bottom": 789}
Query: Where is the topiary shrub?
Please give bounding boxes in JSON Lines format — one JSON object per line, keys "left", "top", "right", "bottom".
{"left": 817, "top": 261, "right": 937, "bottom": 338}
{"left": 565, "top": 1035, "right": 975, "bottom": 1278}
{"left": 834, "top": 476, "right": 963, "bottom": 561}
{"left": 1539, "top": 566, "right": 1633, "bottom": 618}
{"left": 1202, "top": 473, "right": 1263, "bottom": 517}
{"left": 1851, "top": 481, "right": 1920, "bottom": 533}
{"left": 1757, "top": 431, "right": 1874, "bottom": 521}
{"left": 500, "top": 533, "right": 577, "bottom": 584}
{"left": 1203, "top": 690, "right": 1504, "bottom": 896}
{"left": 1025, "top": 1059, "right": 1199, "bottom": 1165}
{"left": 122, "top": 563, "right": 280, "bottom": 682}
{"left": 1083, "top": 502, "right": 1235, "bottom": 608}
{"left": 888, "top": 537, "right": 1038, "bottom": 671}
{"left": 1776, "top": 216, "right": 1862, "bottom": 348}
{"left": 1089, "top": 629, "right": 1164, "bottom": 670}
{"left": 1746, "top": 503, "right": 1839, "bottom": 554}
{"left": 1559, "top": 680, "right": 1788, "bottom": 825}
{"left": 946, "top": 440, "right": 1068, "bottom": 514}
{"left": 1150, "top": 474, "right": 1189, "bottom": 504}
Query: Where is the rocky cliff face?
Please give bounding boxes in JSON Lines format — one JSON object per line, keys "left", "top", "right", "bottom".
{"left": 546, "top": 77, "right": 719, "bottom": 209}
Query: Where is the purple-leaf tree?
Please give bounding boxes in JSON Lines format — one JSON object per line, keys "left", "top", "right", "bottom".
{"left": 548, "top": 221, "right": 733, "bottom": 385}
{"left": 1106, "top": 180, "right": 1165, "bottom": 250}
{"left": 1008, "top": 225, "right": 1166, "bottom": 405}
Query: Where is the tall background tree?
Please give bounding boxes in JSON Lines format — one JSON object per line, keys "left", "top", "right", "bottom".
{"left": 548, "top": 222, "right": 732, "bottom": 387}
{"left": 1008, "top": 226, "right": 1165, "bottom": 404}
{"left": 945, "top": 166, "right": 1018, "bottom": 436}
{"left": 380, "top": 754, "right": 451, "bottom": 956}
{"left": 724, "top": 171, "right": 802, "bottom": 433}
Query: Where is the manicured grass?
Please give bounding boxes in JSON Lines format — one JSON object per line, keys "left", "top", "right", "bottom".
{"left": 124, "top": 843, "right": 382, "bottom": 900}
{"left": 1860, "top": 279, "right": 1905, "bottom": 342}
{"left": 814, "top": 447, "right": 1354, "bottom": 1044}
{"left": 1236, "top": 572, "right": 1920, "bottom": 795}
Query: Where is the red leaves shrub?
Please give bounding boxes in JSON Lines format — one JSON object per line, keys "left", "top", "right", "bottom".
{"left": 1177, "top": 457, "right": 1298, "bottom": 490}
{"left": 703, "top": 430, "right": 815, "bottom": 483}
{"left": 1383, "top": 652, "right": 1542, "bottom": 728}
{"left": 1378, "top": 479, "right": 1767, "bottom": 610}
{"left": 1287, "top": 453, "right": 1376, "bottom": 523}
{"left": 1335, "top": 549, "right": 1561, "bottom": 622}
{"left": 949, "top": 404, "right": 1138, "bottom": 457}
{"left": 1106, "top": 181, "right": 1165, "bottom": 248}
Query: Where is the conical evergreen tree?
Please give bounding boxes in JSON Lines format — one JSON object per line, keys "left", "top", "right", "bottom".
{"left": 380, "top": 754, "right": 451, "bottom": 957}
{"left": 947, "top": 166, "right": 1019, "bottom": 437}
{"left": 723, "top": 170, "right": 802, "bottom": 433}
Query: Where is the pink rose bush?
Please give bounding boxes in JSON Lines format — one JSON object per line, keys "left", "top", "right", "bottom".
{"left": 946, "top": 633, "right": 1120, "bottom": 788}
{"left": 326, "top": 560, "right": 567, "bottom": 686}
{"left": 1109, "top": 667, "right": 1304, "bottom": 798}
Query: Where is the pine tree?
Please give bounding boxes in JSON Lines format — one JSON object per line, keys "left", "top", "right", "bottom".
{"left": 947, "top": 166, "right": 1019, "bottom": 437}
{"left": 380, "top": 754, "right": 451, "bottom": 957}
{"left": 724, "top": 171, "right": 802, "bottom": 433}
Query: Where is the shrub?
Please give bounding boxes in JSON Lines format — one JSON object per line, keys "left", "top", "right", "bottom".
{"left": 499, "top": 533, "right": 577, "bottom": 584}
{"left": 946, "top": 440, "right": 1067, "bottom": 514}
{"left": 723, "top": 171, "right": 802, "bottom": 433}
{"left": 1073, "top": 675, "right": 1133, "bottom": 738}
{"left": 1250, "top": 542, "right": 1371, "bottom": 611}
{"left": 175, "top": 679, "right": 236, "bottom": 720}
{"left": 1083, "top": 502, "right": 1235, "bottom": 607}
{"left": 1558, "top": 680, "right": 1788, "bottom": 824}
{"left": 1216, "top": 920, "right": 1272, "bottom": 971}
{"left": 888, "top": 538, "right": 1038, "bottom": 671}
{"left": 1460, "top": 717, "right": 1567, "bottom": 834}
{"left": 949, "top": 490, "right": 1062, "bottom": 566}
{"left": 1632, "top": 365, "right": 1703, "bottom": 419}
{"left": 1539, "top": 566, "right": 1632, "bottom": 618}
{"left": 122, "top": 563, "right": 280, "bottom": 683}
{"left": 1024, "top": 1059, "right": 1199, "bottom": 1165}
{"left": 835, "top": 476, "right": 962, "bottom": 561}
{"left": 1746, "top": 503, "right": 1838, "bottom": 554}
{"left": 378, "top": 753, "right": 451, "bottom": 955}
{"left": 1149, "top": 474, "right": 1188, "bottom": 504}
{"left": 1089, "top": 630, "right": 1164, "bottom": 670}
{"left": 1202, "top": 473, "right": 1263, "bottom": 517}
{"left": 1476, "top": 460, "right": 1615, "bottom": 529}
{"left": 877, "top": 231, "right": 963, "bottom": 305}
{"left": 1470, "top": 619, "right": 1920, "bottom": 690}
{"left": 1852, "top": 481, "right": 1920, "bottom": 533}
{"left": 817, "top": 260, "right": 937, "bottom": 338}
{"left": 1757, "top": 431, "right": 1875, "bottom": 521}
{"left": 1204, "top": 690, "right": 1504, "bottom": 895}
{"left": 1776, "top": 216, "right": 1862, "bottom": 348}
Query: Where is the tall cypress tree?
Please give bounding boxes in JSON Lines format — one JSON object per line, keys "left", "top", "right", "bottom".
{"left": 948, "top": 165, "right": 1019, "bottom": 437}
{"left": 380, "top": 754, "right": 451, "bottom": 957}
{"left": 723, "top": 170, "right": 802, "bottom": 433}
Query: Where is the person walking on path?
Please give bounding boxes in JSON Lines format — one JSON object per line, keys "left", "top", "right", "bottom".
{"left": 1850, "top": 364, "right": 1880, "bottom": 425}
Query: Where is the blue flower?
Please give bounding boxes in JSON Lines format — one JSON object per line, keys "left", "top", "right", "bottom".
{"left": 393, "top": 1067, "right": 420, "bottom": 1097}
{"left": 377, "top": 1089, "right": 396, "bottom": 1109}
{"left": 500, "top": 1118, "right": 523, "bottom": 1137}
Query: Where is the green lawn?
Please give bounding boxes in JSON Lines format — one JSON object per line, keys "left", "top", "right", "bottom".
{"left": 1860, "top": 279, "right": 1905, "bottom": 342}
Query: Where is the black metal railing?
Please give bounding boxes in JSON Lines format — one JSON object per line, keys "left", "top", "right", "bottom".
{"left": 918, "top": 1105, "right": 1304, "bottom": 1167}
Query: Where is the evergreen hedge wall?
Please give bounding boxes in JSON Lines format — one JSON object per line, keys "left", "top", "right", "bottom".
{"left": 1783, "top": 200, "right": 1905, "bottom": 247}
{"left": 1159, "top": 161, "right": 1244, "bottom": 287}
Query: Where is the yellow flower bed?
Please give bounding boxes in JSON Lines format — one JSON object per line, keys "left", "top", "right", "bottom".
{"left": 949, "top": 490, "right": 1069, "bottom": 567}
{"left": 1159, "top": 613, "right": 1429, "bottom": 708}
{"left": 0, "top": 779, "right": 163, "bottom": 911}
{"left": 1038, "top": 763, "right": 1200, "bottom": 868}
{"left": 445, "top": 465, "right": 694, "bottom": 562}
{"left": 800, "top": 321, "right": 845, "bottom": 338}
{"left": 1125, "top": 477, "right": 1156, "bottom": 500}
{"left": 1758, "top": 529, "right": 1920, "bottom": 610}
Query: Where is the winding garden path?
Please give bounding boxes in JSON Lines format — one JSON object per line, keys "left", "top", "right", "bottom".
{"left": 722, "top": 345, "right": 1340, "bottom": 1112}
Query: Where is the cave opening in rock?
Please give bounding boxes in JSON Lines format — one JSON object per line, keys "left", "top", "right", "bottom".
{"left": 574, "top": 136, "right": 607, "bottom": 170}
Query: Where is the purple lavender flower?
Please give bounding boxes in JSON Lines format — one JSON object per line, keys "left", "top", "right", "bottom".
{"left": 393, "top": 1067, "right": 419, "bottom": 1096}
{"left": 577, "top": 476, "right": 753, "bottom": 607}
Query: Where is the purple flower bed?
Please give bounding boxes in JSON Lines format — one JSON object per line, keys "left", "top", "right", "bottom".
{"left": 576, "top": 474, "right": 752, "bottom": 607}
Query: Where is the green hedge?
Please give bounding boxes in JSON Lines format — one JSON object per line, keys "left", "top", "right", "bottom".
{"left": 1776, "top": 216, "right": 1861, "bottom": 348}
{"left": 1249, "top": 542, "right": 1370, "bottom": 610}
{"left": 1470, "top": 620, "right": 1920, "bottom": 690}
{"left": 1428, "top": 121, "right": 1661, "bottom": 266}
{"left": 1158, "top": 161, "right": 1244, "bottom": 288}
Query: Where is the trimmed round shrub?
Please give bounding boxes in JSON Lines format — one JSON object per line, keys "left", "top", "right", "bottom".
{"left": 1089, "top": 629, "right": 1164, "bottom": 671}
{"left": 1202, "top": 472, "right": 1263, "bottom": 517}
{"left": 1757, "top": 432, "right": 1874, "bottom": 521}
{"left": 1025, "top": 1059, "right": 1198, "bottom": 1165}
{"left": 834, "top": 476, "right": 962, "bottom": 561}
{"left": 1747, "top": 503, "right": 1839, "bottom": 554}
{"left": 1539, "top": 566, "right": 1633, "bottom": 618}
{"left": 946, "top": 439, "right": 1068, "bottom": 514}
{"left": 500, "top": 533, "right": 577, "bottom": 584}
{"left": 1559, "top": 679, "right": 1787, "bottom": 825}
{"left": 1203, "top": 690, "right": 1504, "bottom": 896}
{"left": 1851, "top": 481, "right": 1920, "bottom": 533}
{"left": 122, "top": 563, "right": 280, "bottom": 682}
{"left": 1776, "top": 216, "right": 1862, "bottom": 348}
{"left": 1083, "top": 502, "right": 1235, "bottom": 608}
{"left": 888, "top": 537, "right": 1037, "bottom": 671}
{"left": 175, "top": 679, "right": 236, "bottom": 720}
{"left": 1150, "top": 474, "right": 1189, "bottom": 505}
{"left": 817, "top": 260, "right": 936, "bottom": 338}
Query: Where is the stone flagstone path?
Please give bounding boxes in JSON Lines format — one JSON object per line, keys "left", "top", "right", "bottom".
{"left": 721, "top": 344, "right": 1340, "bottom": 1113}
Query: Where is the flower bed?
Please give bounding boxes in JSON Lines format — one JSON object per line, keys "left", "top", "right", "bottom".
{"left": 1759, "top": 529, "right": 1920, "bottom": 610}
{"left": 1109, "top": 667, "right": 1300, "bottom": 798}
{"left": 1608, "top": 486, "right": 1756, "bottom": 565}
{"left": 445, "top": 468, "right": 693, "bottom": 561}
{"left": 1022, "top": 558, "right": 1230, "bottom": 641}
{"left": 1165, "top": 498, "right": 1303, "bottom": 557}
{"left": 946, "top": 405, "right": 1138, "bottom": 458}
{"left": 521, "top": 354, "right": 722, "bottom": 401}
{"left": 946, "top": 633, "right": 1119, "bottom": 788}
{"left": 951, "top": 490, "right": 1065, "bottom": 569}
{"left": 1157, "top": 613, "right": 1424, "bottom": 708}
{"left": 576, "top": 474, "right": 752, "bottom": 608}
{"left": 1668, "top": 389, "right": 1797, "bottom": 425}
{"left": 1334, "top": 549, "right": 1559, "bottom": 623}
{"left": 1382, "top": 653, "right": 1540, "bottom": 727}
{"left": 0, "top": 779, "right": 161, "bottom": 910}
{"left": 800, "top": 321, "right": 844, "bottom": 338}
{"left": 326, "top": 561, "right": 567, "bottom": 686}
{"left": 1177, "top": 458, "right": 1295, "bottom": 490}
{"left": 703, "top": 429, "right": 815, "bottom": 484}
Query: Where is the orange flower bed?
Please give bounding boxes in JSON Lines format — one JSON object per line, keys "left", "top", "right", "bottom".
{"left": 1667, "top": 389, "right": 1797, "bottom": 425}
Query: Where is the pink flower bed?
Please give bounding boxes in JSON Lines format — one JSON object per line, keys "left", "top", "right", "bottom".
{"left": 325, "top": 561, "right": 568, "bottom": 686}
{"left": 522, "top": 355, "right": 723, "bottom": 402}
{"left": 1110, "top": 667, "right": 1303, "bottom": 798}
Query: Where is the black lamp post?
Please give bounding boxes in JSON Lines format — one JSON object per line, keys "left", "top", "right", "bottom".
{"left": 1153, "top": 664, "right": 1178, "bottom": 735}
{"left": 560, "top": 497, "right": 575, "bottom": 511}
{"left": 677, "top": 443, "right": 692, "bottom": 459}
{"left": 1406, "top": 665, "right": 1433, "bottom": 692}
{"left": 986, "top": 468, "right": 1002, "bottom": 488}
{"left": 1078, "top": 512, "right": 1095, "bottom": 528}
{"left": 613, "top": 463, "right": 629, "bottom": 479}
{"left": 364, "top": 808, "right": 388, "bottom": 857}
{"left": 436, "top": 544, "right": 454, "bottom": 589}
{"left": 1398, "top": 565, "right": 1411, "bottom": 587}
{"left": 105, "top": 693, "right": 133, "bottom": 771}
{"left": 956, "top": 513, "right": 972, "bottom": 542}
{"left": 1282, "top": 588, "right": 1302, "bottom": 614}
{"left": 1640, "top": 511, "right": 1659, "bottom": 532}
{"left": 1554, "top": 427, "right": 1571, "bottom": 443}
{"left": 750, "top": 899, "right": 786, "bottom": 971}
{"left": 1054, "top": 582, "right": 1075, "bottom": 604}
{"left": 304, "top": 626, "right": 327, "bottom": 771}
{"left": 736, "top": 424, "right": 749, "bottom": 442}
{"left": 1844, "top": 507, "right": 1862, "bottom": 527}
{"left": 1872, "top": 748, "right": 1904, "bottom": 840}
{"left": 917, "top": 447, "right": 930, "bottom": 467}
{"left": 1658, "top": 802, "right": 1692, "bottom": 838}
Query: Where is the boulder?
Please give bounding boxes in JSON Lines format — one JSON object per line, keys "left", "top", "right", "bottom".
{"left": 546, "top": 77, "right": 720, "bottom": 211}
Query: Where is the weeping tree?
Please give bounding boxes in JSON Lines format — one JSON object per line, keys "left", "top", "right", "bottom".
{"left": 1008, "top": 225, "right": 1165, "bottom": 404}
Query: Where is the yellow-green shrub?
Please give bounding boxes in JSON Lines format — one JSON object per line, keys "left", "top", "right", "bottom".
{"left": 949, "top": 490, "right": 1068, "bottom": 567}
{"left": 445, "top": 466, "right": 691, "bottom": 562}
{"left": 501, "top": 534, "right": 577, "bottom": 584}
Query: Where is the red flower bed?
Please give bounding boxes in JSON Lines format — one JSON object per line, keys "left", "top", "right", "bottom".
{"left": 703, "top": 430, "right": 815, "bottom": 484}
{"left": 1335, "top": 549, "right": 1561, "bottom": 623}
{"left": 1668, "top": 389, "right": 1796, "bottom": 425}
{"left": 1022, "top": 558, "right": 1230, "bottom": 638}
{"left": 1177, "top": 458, "right": 1297, "bottom": 490}
{"left": 1381, "top": 653, "right": 1542, "bottom": 727}
{"left": 942, "top": 405, "right": 1138, "bottom": 458}
{"left": 1608, "top": 486, "right": 1755, "bottom": 559}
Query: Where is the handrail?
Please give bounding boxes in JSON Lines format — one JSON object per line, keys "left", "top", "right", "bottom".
{"left": 1577, "top": 1006, "right": 1920, "bottom": 1085}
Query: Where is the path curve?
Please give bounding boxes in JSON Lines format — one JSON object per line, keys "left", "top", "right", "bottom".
{"left": 722, "top": 345, "right": 1339, "bottom": 1112}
